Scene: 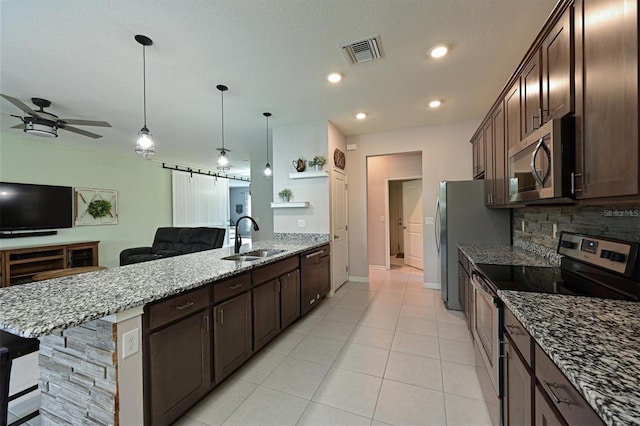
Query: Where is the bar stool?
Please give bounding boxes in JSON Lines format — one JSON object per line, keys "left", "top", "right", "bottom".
{"left": 0, "top": 331, "right": 39, "bottom": 426}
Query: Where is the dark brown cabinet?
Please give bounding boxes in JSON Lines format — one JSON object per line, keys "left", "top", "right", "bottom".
{"left": 535, "top": 385, "right": 568, "bottom": 426}
{"left": 144, "top": 286, "right": 212, "bottom": 426}
{"left": 472, "top": 131, "right": 485, "bottom": 179}
{"left": 574, "top": 0, "right": 639, "bottom": 199}
{"left": 521, "top": 51, "right": 543, "bottom": 138}
{"left": 483, "top": 119, "right": 494, "bottom": 205}
{"left": 542, "top": 5, "right": 574, "bottom": 122}
{"left": 300, "top": 245, "right": 331, "bottom": 316}
{"left": 280, "top": 269, "right": 301, "bottom": 329}
{"left": 252, "top": 279, "right": 281, "bottom": 351}
{"left": 213, "top": 291, "right": 252, "bottom": 383}
{"left": 503, "top": 336, "right": 533, "bottom": 426}
{"left": 485, "top": 102, "right": 508, "bottom": 206}
{"left": 457, "top": 250, "right": 473, "bottom": 332}
{"left": 505, "top": 80, "right": 522, "bottom": 152}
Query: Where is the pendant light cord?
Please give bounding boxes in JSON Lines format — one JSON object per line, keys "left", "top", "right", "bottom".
{"left": 142, "top": 44, "right": 147, "bottom": 127}
{"left": 221, "top": 89, "right": 225, "bottom": 150}
{"left": 265, "top": 115, "right": 269, "bottom": 161}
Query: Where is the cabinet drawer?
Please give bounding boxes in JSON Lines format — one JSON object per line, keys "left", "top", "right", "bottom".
{"left": 534, "top": 344, "right": 603, "bottom": 426}
{"left": 214, "top": 273, "right": 251, "bottom": 303}
{"left": 148, "top": 286, "right": 210, "bottom": 330}
{"left": 504, "top": 305, "right": 532, "bottom": 367}
{"left": 252, "top": 256, "right": 299, "bottom": 285}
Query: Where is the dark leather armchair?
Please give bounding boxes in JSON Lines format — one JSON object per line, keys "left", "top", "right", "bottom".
{"left": 120, "top": 227, "right": 226, "bottom": 266}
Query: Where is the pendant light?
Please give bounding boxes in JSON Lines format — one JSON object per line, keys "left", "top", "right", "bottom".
{"left": 134, "top": 35, "right": 155, "bottom": 158}
{"left": 216, "top": 84, "right": 230, "bottom": 172}
{"left": 263, "top": 112, "right": 272, "bottom": 177}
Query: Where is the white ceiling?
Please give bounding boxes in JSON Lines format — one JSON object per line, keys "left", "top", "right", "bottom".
{"left": 0, "top": 0, "right": 558, "bottom": 178}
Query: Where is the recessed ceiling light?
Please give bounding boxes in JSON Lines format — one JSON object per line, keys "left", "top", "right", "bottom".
{"left": 428, "top": 100, "right": 442, "bottom": 108}
{"left": 356, "top": 112, "right": 367, "bottom": 120}
{"left": 430, "top": 45, "right": 449, "bottom": 58}
{"left": 327, "top": 72, "right": 343, "bottom": 83}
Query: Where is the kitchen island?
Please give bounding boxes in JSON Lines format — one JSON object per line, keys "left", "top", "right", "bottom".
{"left": 0, "top": 238, "right": 329, "bottom": 425}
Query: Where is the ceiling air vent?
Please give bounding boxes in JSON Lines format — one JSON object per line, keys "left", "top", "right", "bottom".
{"left": 339, "top": 35, "right": 384, "bottom": 65}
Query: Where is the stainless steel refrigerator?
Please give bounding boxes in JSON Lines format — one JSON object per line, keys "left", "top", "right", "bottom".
{"left": 436, "top": 180, "right": 511, "bottom": 310}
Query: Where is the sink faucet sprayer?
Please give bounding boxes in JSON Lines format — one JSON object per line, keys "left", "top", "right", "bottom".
{"left": 235, "top": 216, "right": 259, "bottom": 253}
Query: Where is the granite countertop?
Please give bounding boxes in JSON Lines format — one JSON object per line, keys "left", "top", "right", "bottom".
{"left": 499, "top": 290, "right": 640, "bottom": 426}
{"left": 0, "top": 239, "right": 328, "bottom": 338}
{"left": 458, "top": 243, "right": 556, "bottom": 267}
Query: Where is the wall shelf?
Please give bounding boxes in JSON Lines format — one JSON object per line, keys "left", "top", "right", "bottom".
{"left": 270, "top": 202, "right": 310, "bottom": 208}
{"left": 288, "top": 171, "right": 328, "bottom": 179}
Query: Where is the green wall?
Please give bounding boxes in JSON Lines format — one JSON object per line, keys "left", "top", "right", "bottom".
{"left": 0, "top": 132, "right": 172, "bottom": 267}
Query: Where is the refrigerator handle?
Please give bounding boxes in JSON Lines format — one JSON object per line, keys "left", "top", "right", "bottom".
{"left": 434, "top": 197, "right": 440, "bottom": 253}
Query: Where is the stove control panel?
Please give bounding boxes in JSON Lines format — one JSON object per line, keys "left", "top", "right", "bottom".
{"left": 558, "top": 232, "right": 638, "bottom": 276}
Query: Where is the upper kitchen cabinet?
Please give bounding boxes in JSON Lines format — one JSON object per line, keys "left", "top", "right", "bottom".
{"left": 505, "top": 80, "right": 522, "bottom": 153}
{"left": 521, "top": 50, "right": 543, "bottom": 138}
{"left": 472, "top": 130, "right": 485, "bottom": 179}
{"left": 483, "top": 119, "right": 495, "bottom": 205}
{"left": 574, "top": 0, "right": 639, "bottom": 199}
{"left": 488, "top": 101, "right": 508, "bottom": 206}
{"left": 542, "top": 5, "right": 574, "bottom": 122}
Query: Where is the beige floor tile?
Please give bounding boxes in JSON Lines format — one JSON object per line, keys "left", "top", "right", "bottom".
{"left": 309, "top": 319, "right": 356, "bottom": 341}
{"left": 435, "top": 308, "right": 467, "bottom": 324}
{"left": 374, "top": 379, "right": 447, "bottom": 425}
{"left": 262, "top": 357, "right": 330, "bottom": 399}
{"left": 384, "top": 351, "right": 443, "bottom": 391}
{"left": 377, "top": 285, "right": 406, "bottom": 295}
{"left": 173, "top": 416, "right": 209, "bottom": 426}
{"left": 439, "top": 338, "right": 476, "bottom": 366}
{"left": 290, "top": 313, "right": 324, "bottom": 334}
{"left": 290, "top": 334, "right": 346, "bottom": 365}
{"left": 444, "top": 393, "right": 493, "bottom": 426}
{"left": 234, "top": 350, "right": 286, "bottom": 384}
{"left": 359, "top": 312, "right": 399, "bottom": 330}
{"left": 366, "top": 301, "right": 402, "bottom": 316}
{"left": 266, "top": 330, "right": 306, "bottom": 355}
{"left": 297, "top": 402, "right": 372, "bottom": 426}
{"left": 185, "top": 379, "right": 257, "bottom": 425}
{"left": 223, "top": 386, "right": 308, "bottom": 425}
{"left": 335, "top": 297, "right": 371, "bottom": 311}
{"left": 324, "top": 307, "right": 364, "bottom": 324}
{"left": 403, "top": 293, "right": 435, "bottom": 307}
{"left": 312, "top": 368, "right": 382, "bottom": 418}
{"left": 333, "top": 343, "right": 390, "bottom": 377}
{"left": 437, "top": 322, "right": 472, "bottom": 341}
{"left": 391, "top": 331, "right": 440, "bottom": 359}
{"left": 348, "top": 325, "right": 395, "bottom": 350}
{"left": 343, "top": 282, "right": 379, "bottom": 292}
{"left": 441, "top": 360, "right": 486, "bottom": 400}
{"left": 375, "top": 292, "right": 405, "bottom": 305}
{"left": 399, "top": 304, "right": 436, "bottom": 321}
{"left": 396, "top": 316, "right": 438, "bottom": 337}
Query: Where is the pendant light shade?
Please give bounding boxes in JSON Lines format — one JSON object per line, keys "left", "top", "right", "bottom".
{"left": 134, "top": 35, "right": 155, "bottom": 158}
{"left": 216, "top": 84, "right": 230, "bottom": 172}
{"left": 263, "top": 112, "right": 272, "bottom": 177}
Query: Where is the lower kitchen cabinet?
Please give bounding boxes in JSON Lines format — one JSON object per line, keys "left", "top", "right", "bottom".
{"left": 252, "top": 279, "right": 281, "bottom": 351}
{"left": 503, "top": 335, "right": 533, "bottom": 426}
{"left": 213, "top": 291, "right": 252, "bottom": 383}
{"left": 280, "top": 269, "right": 300, "bottom": 329}
{"left": 457, "top": 250, "right": 473, "bottom": 332}
{"left": 535, "top": 384, "right": 568, "bottom": 426}
{"left": 300, "top": 244, "right": 330, "bottom": 316}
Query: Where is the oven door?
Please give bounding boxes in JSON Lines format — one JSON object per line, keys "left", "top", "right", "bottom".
{"left": 508, "top": 119, "right": 566, "bottom": 202}
{"left": 471, "top": 270, "right": 501, "bottom": 395}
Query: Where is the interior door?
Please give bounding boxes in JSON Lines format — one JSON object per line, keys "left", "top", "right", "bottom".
{"left": 331, "top": 170, "right": 348, "bottom": 291}
{"left": 402, "top": 179, "right": 423, "bottom": 270}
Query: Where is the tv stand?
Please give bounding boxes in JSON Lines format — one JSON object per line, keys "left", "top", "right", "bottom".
{"left": 0, "top": 241, "right": 99, "bottom": 287}
{"left": 0, "top": 230, "right": 58, "bottom": 239}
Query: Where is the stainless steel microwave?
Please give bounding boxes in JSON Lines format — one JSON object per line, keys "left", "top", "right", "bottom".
{"left": 508, "top": 118, "right": 574, "bottom": 203}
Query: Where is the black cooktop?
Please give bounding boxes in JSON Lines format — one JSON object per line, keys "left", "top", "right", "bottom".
{"left": 475, "top": 263, "right": 637, "bottom": 301}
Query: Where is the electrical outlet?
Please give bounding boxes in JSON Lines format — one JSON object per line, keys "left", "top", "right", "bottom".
{"left": 521, "top": 220, "right": 526, "bottom": 232}
{"left": 553, "top": 223, "right": 558, "bottom": 239}
{"left": 298, "top": 219, "right": 306, "bottom": 228}
{"left": 122, "top": 328, "right": 139, "bottom": 359}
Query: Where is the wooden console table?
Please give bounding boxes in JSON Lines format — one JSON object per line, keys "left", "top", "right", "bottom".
{"left": 0, "top": 241, "right": 99, "bottom": 287}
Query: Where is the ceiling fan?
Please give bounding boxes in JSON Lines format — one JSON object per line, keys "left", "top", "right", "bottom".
{"left": 1, "top": 94, "right": 111, "bottom": 139}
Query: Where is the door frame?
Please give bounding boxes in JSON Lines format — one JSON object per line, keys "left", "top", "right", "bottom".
{"left": 331, "top": 168, "right": 349, "bottom": 294}
{"left": 384, "top": 175, "right": 421, "bottom": 270}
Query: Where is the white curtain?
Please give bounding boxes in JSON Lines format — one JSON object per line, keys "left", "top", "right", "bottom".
{"left": 172, "top": 171, "right": 230, "bottom": 228}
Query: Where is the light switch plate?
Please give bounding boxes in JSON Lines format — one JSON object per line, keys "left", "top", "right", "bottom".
{"left": 425, "top": 217, "right": 434, "bottom": 225}
{"left": 122, "top": 328, "right": 139, "bottom": 359}
{"left": 298, "top": 219, "right": 306, "bottom": 228}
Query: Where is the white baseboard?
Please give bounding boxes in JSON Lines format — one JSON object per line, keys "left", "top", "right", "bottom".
{"left": 348, "top": 276, "right": 369, "bottom": 283}
{"left": 423, "top": 282, "right": 441, "bottom": 290}
{"left": 369, "top": 265, "right": 387, "bottom": 271}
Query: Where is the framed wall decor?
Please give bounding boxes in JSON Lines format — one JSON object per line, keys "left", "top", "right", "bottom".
{"left": 75, "top": 187, "right": 119, "bottom": 226}
{"left": 334, "top": 148, "right": 346, "bottom": 170}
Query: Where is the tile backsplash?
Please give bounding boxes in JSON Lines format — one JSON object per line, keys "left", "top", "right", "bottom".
{"left": 513, "top": 204, "right": 640, "bottom": 252}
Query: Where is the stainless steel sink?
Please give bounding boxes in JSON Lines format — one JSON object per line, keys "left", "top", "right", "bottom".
{"left": 222, "top": 249, "right": 286, "bottom": 262}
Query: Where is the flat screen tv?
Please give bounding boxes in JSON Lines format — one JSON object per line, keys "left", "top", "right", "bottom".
{"left": 0, "top": 182, "right": 73, "bottom": 232}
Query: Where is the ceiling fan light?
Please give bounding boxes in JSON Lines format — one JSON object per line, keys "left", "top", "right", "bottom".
{"left": 24, "top": 121, "right": 58, "bottom": 138}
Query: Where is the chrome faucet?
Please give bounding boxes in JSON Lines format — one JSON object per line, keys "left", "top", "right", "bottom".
{"left": 235, "top": 216, "right": 259, "bottom": 253}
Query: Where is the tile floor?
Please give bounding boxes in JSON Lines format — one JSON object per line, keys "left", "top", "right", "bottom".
{"left": 7, "top": 260, "right": 492, "bottom": 426}
{"left": 177, "top": 261, "right": 492, "bottom": 426}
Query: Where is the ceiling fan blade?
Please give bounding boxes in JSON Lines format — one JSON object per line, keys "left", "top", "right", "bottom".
{"left": 58, "top": 118, "right": 112, "bottom": 127}
{"left": 11, "top": 123, "right": 24, "bottom": 129}
{"left": 1, "top": 94, "right": 37, "bottom": 116}
{"left": 61, "top": 125, "right": 102, "bottom": 139}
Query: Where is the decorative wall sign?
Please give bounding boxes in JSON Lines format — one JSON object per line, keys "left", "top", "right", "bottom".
{"left": 334, "top": 148, "right": 346, "bottom": 170}
{"left": 75, "top": 188, "right": 118, "bottom": 226}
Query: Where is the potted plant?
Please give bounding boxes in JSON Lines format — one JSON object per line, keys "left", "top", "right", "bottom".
{"left": 87, "top": 199, "right": 112, "bottom": 219}
{"left": 278, "top": 188, "right": 292, "bottom": 202}
{"left": 311, "top": 155, "right": 326, "bottom": 171}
